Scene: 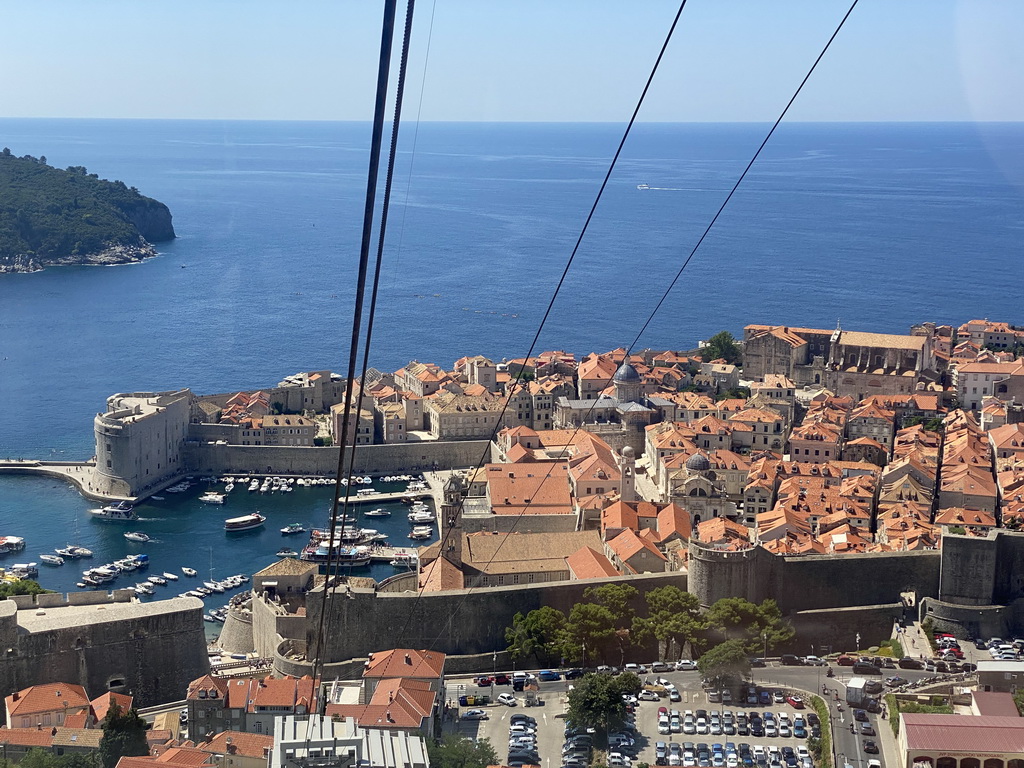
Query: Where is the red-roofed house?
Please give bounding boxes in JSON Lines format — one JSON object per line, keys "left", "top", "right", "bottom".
{"left": 363, "top": 649, "right": 446, "bottom": 700}
{"left": 5, "top": 683, "right": 90, "bottom": 729}
{"left": 604, "top": 529, "right": 668, "bottom": 574}
{"left": 566, "top": 546, "right": 620, "bottom": 580}
{"left": 198, "top": 731, "right": 274, "bottom": 768}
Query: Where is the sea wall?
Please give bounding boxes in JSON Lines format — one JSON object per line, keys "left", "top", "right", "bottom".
{"left": 183, "top": 440, "right": 489, "bottom": 477}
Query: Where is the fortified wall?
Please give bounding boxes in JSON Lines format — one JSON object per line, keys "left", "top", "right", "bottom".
{"left": 253, "top": 572, "right": 688, "bottom": 676}
{"left": 921, "top": 530, "right": 1024, "bottom": 638}
{"left": 183, "top": 440, "right": 492, "bottom": 478}
{"left": 687, "top": 542, "right": 941, "bottom": 615}
{"left": 0, "top": 591, "right": 209, "bottom": 712}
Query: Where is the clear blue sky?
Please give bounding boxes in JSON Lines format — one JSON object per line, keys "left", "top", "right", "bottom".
{"left": 2, "top": 0, "right": 1020, "bottom": 122}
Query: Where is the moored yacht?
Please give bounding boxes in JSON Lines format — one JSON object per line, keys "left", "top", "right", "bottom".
{"left": 224, "top": 513, "right": 265, "bottom": 532}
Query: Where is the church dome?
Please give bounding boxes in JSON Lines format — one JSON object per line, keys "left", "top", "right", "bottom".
{"left": 613, "top": 363, "right": 641, "bottom": 383}
{"left": 685, "top": 453, "right": 711, "bottom": 472}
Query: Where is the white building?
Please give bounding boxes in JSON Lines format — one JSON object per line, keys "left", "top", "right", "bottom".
{"left": 271, "top": 715, "right": 429, "bottom": 768}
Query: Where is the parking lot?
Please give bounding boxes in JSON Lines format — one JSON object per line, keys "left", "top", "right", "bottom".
{"left": 444, "top": 665, "right": 844, "bottom": 768}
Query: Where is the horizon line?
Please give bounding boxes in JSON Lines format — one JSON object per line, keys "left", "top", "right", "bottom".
{"left": 1, "top": 116, "right": 1023, "bottom": 126}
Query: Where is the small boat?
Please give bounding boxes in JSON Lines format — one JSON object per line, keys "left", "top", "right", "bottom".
{"left": 637, "top": 182, "right": 650, "bottom": 190}
{"left": 408, "top": 510, "right": 434, "bottom": 524}
{"left": 135, "top": 582, "right": 155, "bottom": 595}
{"left": 390, "top": 553, "right": 417, "bottom": 568}
{"left": 162, "top": 571, "right": 179, "bottom": 581}
{"left": 204, "top": 581, "right": 225, "bottom": 593}
{"left": 199, "top": 492, "right": 226, "bottom": 505}
{"left": 186, "top": 590, "right": 206, "bottom": 598}
{"left": 124, "top": 532, "right": 151, "bottom": 543}
{"left": 224, "top": 513, "right": 265, "bottom": 532}
{"left": 204, "top": 614, "right": 217, "bottom": 623}
{"left": 408, "top": 527, "right": 433, "bottom": 541}
{"left": 280, "top": 523, "right": 306, "bottom": 535}
{"left": 90, "top": 500, "right": 137, "bottom": 522}
{"left": 56, "top": 545, "right": 93, "bottom": 558}
{"left": 148, "top": 575, "right": 167, "bottom": 586}
{"left": 276, "top": 548, "right": 298, "bottom": 558}
{"left": 182, "top": 567, "right": 198, "bottom": 577}
{"left": 365, "top": 508, "right": 391, "bottom": 517}
{"left": 150, "top": 496, "right": 165, "bottom": 501}
{"left": 40, "top": 554, "right": 65, "bottom": 566}
{"left": 224, "top": 483, "right": 235, "bottom": 493}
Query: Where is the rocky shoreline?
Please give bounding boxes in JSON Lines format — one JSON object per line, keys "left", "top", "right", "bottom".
{"left": 0, "top": 242, "right": 159, "bottom": 274}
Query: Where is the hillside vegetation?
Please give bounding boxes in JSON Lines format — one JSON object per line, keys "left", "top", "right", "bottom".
{"left": 0, "top": 149, "right": 174, "bottom": 272}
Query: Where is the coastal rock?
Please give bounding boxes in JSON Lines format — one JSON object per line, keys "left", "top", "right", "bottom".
{"left": 0, "top": 150, "right": 175, "bottom": 274}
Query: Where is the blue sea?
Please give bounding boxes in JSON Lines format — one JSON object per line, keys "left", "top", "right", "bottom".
{"left": 1, "top": 119, "right": 1023, "bottom": 606}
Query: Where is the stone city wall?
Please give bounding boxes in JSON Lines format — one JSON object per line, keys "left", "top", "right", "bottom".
{"left": 461, "top": 513, "right": 578, "bottom": 535}
{"left": 306, "top": 572, "right": 688, "bottom": 664}
{"left": 688, "top": 542, "right": 941, "bottom": 615}
{"left": 787, "top": 604, "right": 905, "bottom": 654}
{"left": 184, "top": 440, "right": 490, "bottom": 477}
{"left": 0, "top": 596, "right": 209, "bottom": 711}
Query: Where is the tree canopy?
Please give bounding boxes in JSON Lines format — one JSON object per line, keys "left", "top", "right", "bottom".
{"left": 0, "top": 150, "right": 174, "bottom": 270}
{"left": 427, "top": 735, "right": 498, "bottom": 768}
{"left": 697, "top": 638, "right": 751, "bottom": 686}
{"left": 0, "top": 579, "right": 50, "bottom": 599}
{"left": 506, "top": 606, "right": 567, "bottom": 666}
{"left": 98, "top": 702, "right": 149, "bottom": 768}
{"left": 701, "top": 331, "right": 742, "bottom": 365}
{"left": 566, "top": 672, "right": 642, "bottom": 736}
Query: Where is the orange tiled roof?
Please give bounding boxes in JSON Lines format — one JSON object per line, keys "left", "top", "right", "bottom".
{"left": 6, "top": 683, "right": 89, "bottom": 719}
{"left": 566, "top": 546, "right": 620, "bottom": 579}
{"left": 364, "top": 649, "right": 446, "bottom": 681}
{"left": 199, "top": 731, "right": 273, "bottom": 760}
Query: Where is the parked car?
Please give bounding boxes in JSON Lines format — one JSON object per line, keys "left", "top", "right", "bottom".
{"left": 786, "top": 696, "right": 805, "bottom": 709}
{"left": 677, "top": 660, "right": 698, "bottom": 671}
{"left": 836, "top": 655, "right": 856, "bottom": 666}
{"left": 899, "top": 657, "right": 924, "bottom": 670}
{"left": 802, "top": 655, "right": 826, "bottom": 666}
{"left": 461, "top": 709, "right": 488, "bottom": 720}
{"left": 494, "top": 673, "right": 511, "bottom": 685}
{"left": 564, "top": 668, "right": 584, "bottom": 680}
{"left": 749, "top": 658, "right": 767, "bottom": 668}
{"left": 498, "top": 693, "right": 518, "bottom": 706}
{"left": 538, "top": 669, "right": 561, "bottom": 681}
{"left": 640, "top": 690, "right": 661, "bottom": 702}
{"left": 475, "top": 675, "right": 493, "bottom": 687}
{"left": 863, "top": 742, "right": 879, "bottom": 755}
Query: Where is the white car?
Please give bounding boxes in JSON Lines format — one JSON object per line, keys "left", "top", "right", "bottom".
{"left": 676, "top": 660, "right": 698, "bottom": 671}
{"left": 622, "top": 694, "right": 639, "bottom": 705}
{"left": 658, "top": 718, "right": 671, "bottom": 735}
{"left": 461, "top": 709, "right": 488, "bottom": 720}
{"left": 803, "top": 655, "right": 826, "bottom": 666}
{"left": 497, "top": 693, "right": 517, "bottom": 706}
{"left": 639, "top": 690, "right": 660, "bottom": 702}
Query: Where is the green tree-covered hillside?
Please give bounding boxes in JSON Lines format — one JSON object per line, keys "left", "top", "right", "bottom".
{"left": 0, "top": 149, "right": 174, "bottom": 272}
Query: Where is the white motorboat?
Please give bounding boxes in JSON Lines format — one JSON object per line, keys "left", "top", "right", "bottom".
{"left": 162, "top": 571, "right": 179, "bottom": 581}
{"left": 280, "top": 523, "right": 306, "bottom": 535}
{"left": 365, "top": 508, "right": 391, "bottom": 517}
{"left": 90, "top": 500, "right": 137, "bottom": 522}
{"left": 124, "top": 531, "right": 151, "bottom": 543}
{"left": 40, "top": 554, "right": 65, "bottom": 566}
{"left": 224, "top": 513, "right": 265, "bottom": 532}
{"left": 199, "top": 492, "right": 226, "bottom": 505}
{"left": 408, "top": 510, "right": 434, "bottom": 524}
{"left": 148, "top": 575, "right": 167, "bottom": 586}
{"left": 276, "top": 548, "right": 298, "bottom": 558}
{"left": 182, "top": 566, "right": 198, "bottom": 577}
{"left": 408, "top": 527, "right": 432, "bottom": 541}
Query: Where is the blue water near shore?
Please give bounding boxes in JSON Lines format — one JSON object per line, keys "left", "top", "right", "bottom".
{"left": 1, "top": 119, "right": 1023, "bottom": 603}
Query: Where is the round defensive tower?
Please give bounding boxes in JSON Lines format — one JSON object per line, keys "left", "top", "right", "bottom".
{"left": 687, "top": 540, "right": 768, "bottom": 608}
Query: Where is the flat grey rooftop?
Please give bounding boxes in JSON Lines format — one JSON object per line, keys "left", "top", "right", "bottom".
{"left": 17, "top": 596, "right": 204, "bottom": 633}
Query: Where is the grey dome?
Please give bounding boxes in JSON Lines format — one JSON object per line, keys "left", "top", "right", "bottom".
{"left": 685, "top": 453, "right": 711, "bottom": 472}
{"left": 613, "top": 363, "right": 641, "bottom": 383}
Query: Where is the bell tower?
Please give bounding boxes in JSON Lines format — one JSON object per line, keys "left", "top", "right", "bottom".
{"left": 440, "top": 473, "right": 466, "bottom": 568}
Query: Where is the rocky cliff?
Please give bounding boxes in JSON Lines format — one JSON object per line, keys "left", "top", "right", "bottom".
{"left": 0, "top": 149, "right": 175, "bottom": 273}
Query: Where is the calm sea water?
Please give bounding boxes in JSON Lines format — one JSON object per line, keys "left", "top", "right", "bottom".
{"left": 1, "top": 119, "right": 1023, "bottom": 599}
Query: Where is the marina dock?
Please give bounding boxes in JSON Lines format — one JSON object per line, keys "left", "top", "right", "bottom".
{"left": 340, "top": 490, "right": 432, "bottom": 505}
{"left": 368, "top": 545, "right": 421, "bottom": 563}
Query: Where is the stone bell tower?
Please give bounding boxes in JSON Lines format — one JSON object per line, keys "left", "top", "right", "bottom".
{"left": 440, "top": 473, "right": 467, "bottom": 568}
